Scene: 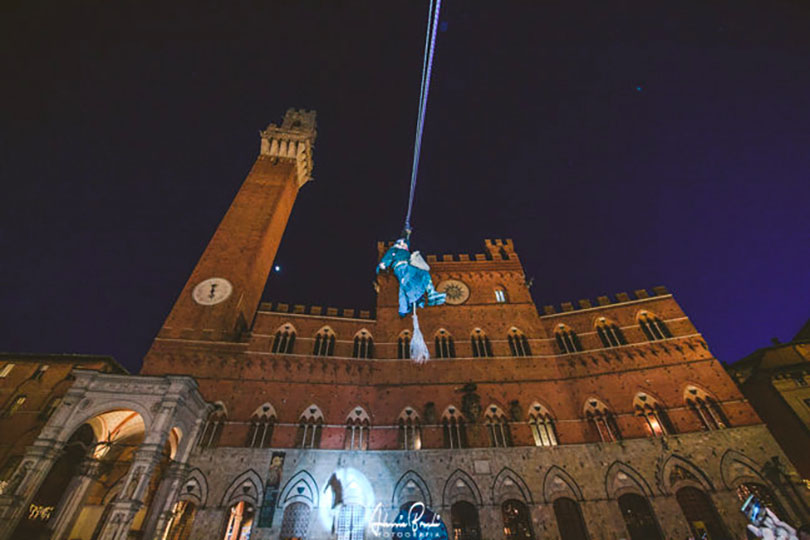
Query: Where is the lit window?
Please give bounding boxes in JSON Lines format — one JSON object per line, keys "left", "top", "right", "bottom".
{"left": 528, "top": 402, "right": 557, "bottom": 447}
{"left": 634, "top": 393, "right": 675, "bottom": 437}
{"left": 0, "top": 364, "right": 14, "bottom": 378}
{"left": 494, "top": 288, "right": 507, "bottom": 303}
{"left": 39, "top": 397, "right": 62, "bottom": 421}
{"left": 30, "top": 365, "right": 48, "bottom": 381}
{"left": 223, "top": 501, "right": 254, "bottom": 540}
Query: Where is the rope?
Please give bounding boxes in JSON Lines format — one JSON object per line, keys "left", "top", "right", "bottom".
{"left": 404, "top": 0, "right": 442, "bottom": 233}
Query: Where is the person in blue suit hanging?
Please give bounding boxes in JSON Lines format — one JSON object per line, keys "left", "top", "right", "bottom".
{"left": 376, "top": 231, "right": 446, "bottom": 363}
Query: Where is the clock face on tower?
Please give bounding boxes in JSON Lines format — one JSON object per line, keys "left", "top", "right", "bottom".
{"left": 437, "top": 279, "right": 470, "bottom": 305}
{"left": 192, "top": 278, "right": 233, "bottom": 306}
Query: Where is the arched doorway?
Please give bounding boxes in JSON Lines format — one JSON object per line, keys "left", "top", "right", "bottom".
{"left": 617, "top": 493, "right": 661, "bottom": 540}
{"left": 676, "top": 486, "right": 727, "bottom": 540}
{"left": 501, "top": 499, "right": 534, "bottom": 540}
{"left": 450, "top": 501, "right": 481, "bottom": 540}
{"left": 552, "top": 497, "right": 588, "bottom": 540}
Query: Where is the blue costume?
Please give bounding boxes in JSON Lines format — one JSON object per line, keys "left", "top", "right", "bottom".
{"left": 377, "top": 239, "right": 446, "bottom": 317}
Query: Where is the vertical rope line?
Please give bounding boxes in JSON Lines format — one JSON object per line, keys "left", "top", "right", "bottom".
{"left": 404, "top": 0, "right": 442, "bottom": 232}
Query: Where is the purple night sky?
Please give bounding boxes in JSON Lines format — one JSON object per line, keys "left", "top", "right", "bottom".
{"left": 1, "top": 2, "right": 808, "bottom": 373}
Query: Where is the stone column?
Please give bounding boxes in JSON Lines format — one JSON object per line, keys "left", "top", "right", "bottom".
{"left": 48, "top": 456, "right": 102, "bottom": 540}
{"left": 0, "top": 442, "right": 62, "bottom": 540}
{"left": 141, "top": 461, "right": 189, "bottom": 540}
{"left": 95, "top": 442, "right": 165, "bottom": 540}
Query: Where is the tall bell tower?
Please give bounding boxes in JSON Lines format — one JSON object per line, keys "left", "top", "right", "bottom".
{"left": 154, "top": 109, "right": 316, "bottom": 343}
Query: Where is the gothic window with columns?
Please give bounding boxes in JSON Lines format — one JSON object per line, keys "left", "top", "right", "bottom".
{"left": 633, "top": 393, "right": 675, "bottom": 437}
{"left": 198, "top": 402, "right": 226, "bottom": 448}
{"left": 398, "top": 407, "right": 422, "bottom": 450}
{"left": 528, "top": 402, "right": 558, "bottom": 447}
{"left": 442, "top": 405, "right": 467, "bottom": 448}
{"left": 352, "top": 330, "right": 374, "bottom": 359}
{"left": 4, "top": 395, "right": 26, "bottom": 417}
{"left": 470, "top": 328, "right": 493, "bottom": 358}
{"left": 246, "top": 403, "right": 276, "bottom": 448}
{"left": 508, "top": 327, "right": 532, "bottom": 357}
{"left": 555, "top": 324, "right": 582, "bottom": 354}
{"left": 397, "top": 330, "right": 411, "bottom": 359}
{"left": 296, "top": 405, "right": 324, "bottom": 449}
{"left": 344, "top": 407, "right": 370, "bottom": 450}
{"left": 596, "top": 317, "right": 627, "bottom": 348}
{"left": 485, "top": 404, "right": 512, "bottom": 447}
{"left": 272, "top": 324, "right": 296, "bottom": 354}
{"left": 313, "top": 327, "right": 336, "bottom": 357}
{"left": 502, "top": 499, "right": 534, "bottom": 540}
{"left": 584, "top": 398, "right": 621, "bottom": 442}
{"left": 638, "top": 311, "right": 672, "bottom": 341}
{"left": 222, "top": 501, "right": 254, "bottom": 540}
{"left": 435, "top": 329, "right": 456, "bottom": 359}
{"left": 685, "top": 386, "right": 729, "bottom": 430}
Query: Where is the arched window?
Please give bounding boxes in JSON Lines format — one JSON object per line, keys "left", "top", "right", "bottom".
{"left": 494, "top": 287, "right": 508, "bottom": 303}
{"left": 633, "top": 393, "right": 675, "bottom": 437}
{"left": 164, "top": 500, "right": 196, "bottom": 540}
{"left": 555, "top": 324, "right": 582, "bottom": 354}
{"left": 272, "top": 324, "right": 296, "bottom": 354}
{"left": 584, "top": 398, "right": 621, "bottom": 442}
{"left": 484, "top": 404, "right": 512, "bottom": 447}
{"left": 617, "top": 493, "right": 662, "bottom": 540}
{"left": 596, "top": 317, "right": 627, "bottom": 348}
{"left": 223, "top": 501, "right": 254, "bottom": 540}
{"left": 470, "top": 328, "right": 493, "bottom": 358}
{"left": 528, "top": 402, "right": 557, "bottom": 447}
{"left": 336, "top": 503, "right": 365, "bottom": 540}
{"left": 38, "top": 397, "right": 62, "bottom": 421}
{"left": 280, "top": 502, "right": 311, "bottom": 540}
{"left": 451, "top": 501, "right": 481, "bottom": 540}
{"left": 676, "top": 486, "right": 728, "bottom": 539}
{"left": 397, "top": 330, "right": 411, "bottom": 360}
{"left": 685, "top": 386, "right": 729, "bottom": 430}
{"left": 246, "top": 403, "right": 276, "bottom": 448}
{"left": 735, "top": 483, "right": 789, "bottom": 524}
{"left": 352, "top": 330, "right": 374, "bottom": 359}
{"left": 296, "top": 405, "right": 324, "bottom": 449}
{"left": 502, "top": 499, "right": 534, "bottom": 540}
{"left": 398, "top": 407, "right": 422, "bottom": 450}
{"left": 553, "top": 497, "right": 589, "bottom": 540}
{"left": 435, "top": 329, "right": 456, "bottom": 359}
{"left": 344, "top": 407, "right": 370, "bottom": 451}
{"left": 638, "top": 311, "right": 672, "bottom": 341}
{"left": 442, "top": 406, "right": 467, "bottom": 449}
{"left": 198, "top": 402, "right": 226, "bottom": 449}
{"left": 313, "top": 327, "right": 336, "bottom": 356}
{"left": 508, "top": 328, "right": 532, "bottom": 357}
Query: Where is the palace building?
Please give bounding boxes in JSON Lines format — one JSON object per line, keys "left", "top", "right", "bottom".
{"left": 1, "top": 109, "right": 808, "bottom": 540}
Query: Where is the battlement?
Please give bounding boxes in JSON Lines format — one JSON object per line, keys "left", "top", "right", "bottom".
{"left": 376, "top": 238, "right": 520, "bottom": 264}
{"left": 540, "top": 286, "right": 670, "bottom": 316}
{"left": 258, "top": 302, "right": 373, "bottom": 320}
{"left": 260, "top": 108, "right": 317, "bottom": 187}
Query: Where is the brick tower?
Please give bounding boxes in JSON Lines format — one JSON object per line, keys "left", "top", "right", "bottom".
{"left": 153, "top": 109, "right": 316, "bottom": 344}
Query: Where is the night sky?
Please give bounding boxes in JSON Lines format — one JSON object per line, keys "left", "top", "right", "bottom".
{"left": 1, "top": 2, "right": 809, "bottom": 374}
